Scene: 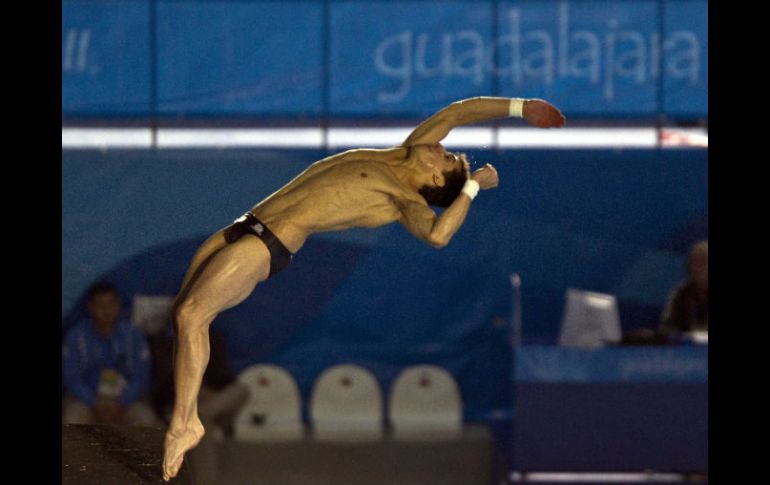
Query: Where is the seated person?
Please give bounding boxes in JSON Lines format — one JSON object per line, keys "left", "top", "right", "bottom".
{"left": 62, "top": 281, "right": 162, "bottom": 426}
{"left": 659, "top": 240, "right": 708, "bottom": 338}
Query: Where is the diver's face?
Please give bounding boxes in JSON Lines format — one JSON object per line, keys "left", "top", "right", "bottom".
{"left": 414, "top": 143, "right": 470, "bottom": 177}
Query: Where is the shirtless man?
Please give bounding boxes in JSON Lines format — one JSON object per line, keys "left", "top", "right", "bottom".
{"left": 162, "top": 96, "right": 565, "bottom": 481}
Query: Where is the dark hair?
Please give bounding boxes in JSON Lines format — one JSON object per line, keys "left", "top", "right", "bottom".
{"left": 418, "top": 167, "right": 469, "bottom": 207}
{"left": 86, "top": 281, "right": 119, "bottom": 302}
{"left": 685, "top": 240, "right": 708, "bottom": 276}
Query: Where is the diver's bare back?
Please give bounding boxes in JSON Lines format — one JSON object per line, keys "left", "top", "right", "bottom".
{"left": 248, "top": 148, "right": 415, "bottom": 253}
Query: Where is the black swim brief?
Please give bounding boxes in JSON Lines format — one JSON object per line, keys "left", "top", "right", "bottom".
{"left": 223, "top": 211, "right": 294, "bottom": 279}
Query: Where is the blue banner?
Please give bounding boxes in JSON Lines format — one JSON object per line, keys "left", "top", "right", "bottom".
{"left": 156, "top": 1, "right": 324, "bottom": 116}
{"left": 62, "top": 0, "right": 707, "bottom": 119}
{"left": 496, "top": 0, "right": 660, "bottom": 116}
{"left": 330, "top": 1, "right": 496, "bottom": 115}
{"left": 336, "top": 0, "right": 706, "bottom": 117}
{"left": 62, "top": 0, "right": 151, "bottom": 115}
{"left": 663, "top": 0, "right": 708, "bottom": 116}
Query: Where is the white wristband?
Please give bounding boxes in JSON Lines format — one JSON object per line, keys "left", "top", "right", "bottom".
{"left": 508, "top": 98, "right": 526, "bottom": 118}
{"left": 462, "top": 179, "right": 480, "bottom": 200}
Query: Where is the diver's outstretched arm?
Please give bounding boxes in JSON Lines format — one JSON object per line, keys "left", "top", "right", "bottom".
{"left": 401, "top": 96, "right": 566, "bottom": 147}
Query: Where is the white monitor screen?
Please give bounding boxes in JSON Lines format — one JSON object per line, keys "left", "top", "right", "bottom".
{"left": 558, "top": 288, "right": 621, "bottom": 348}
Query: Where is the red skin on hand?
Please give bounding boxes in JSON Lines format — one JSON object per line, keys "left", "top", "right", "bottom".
{"left": 523, "top": 99, "right": 567, "bottom": 128}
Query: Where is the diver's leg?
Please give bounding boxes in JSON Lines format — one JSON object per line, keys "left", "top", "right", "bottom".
{"left": 162, "top": 235, "right": 271, "bottom": 481}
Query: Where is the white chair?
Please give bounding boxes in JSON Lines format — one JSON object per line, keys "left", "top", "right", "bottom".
{"left": 131, "top": 294, "right": 174, "bottom": 335}
{"left": 389, "top": 365, "right": 462, "bottom": 441}
{"left": 233, "top": 364, "right": 303, "bottom": 442}
{"left": 309, "top": 364, "right": 384, "bottom": 442}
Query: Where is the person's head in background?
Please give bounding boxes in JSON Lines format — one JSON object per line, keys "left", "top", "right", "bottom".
{"left": 86, "top": 281, "right": 122, "bottom": 337}
{"left": 687, "top": 240, "right": 708, "bottom": 295}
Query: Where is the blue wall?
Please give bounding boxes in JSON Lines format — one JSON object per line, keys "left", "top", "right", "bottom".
{"left": 62, "top": 147, "right": 707, "bottom": 419}
{"left": 62, "top": 0, "right": 708, "bottom": 120}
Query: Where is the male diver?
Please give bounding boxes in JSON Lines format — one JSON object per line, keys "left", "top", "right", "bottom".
{"left": 163, "top": 96, "right": 565, "bottom": 480}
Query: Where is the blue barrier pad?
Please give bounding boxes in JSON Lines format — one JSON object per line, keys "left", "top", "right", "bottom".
{"left": 513, "top": 346, "right": 707, "bottom": 471}
{"left": 515, "top": 346, "right": 708, "bottom": 383}
{"left": 513, "top": 382, "right": 708, "bottom": 471}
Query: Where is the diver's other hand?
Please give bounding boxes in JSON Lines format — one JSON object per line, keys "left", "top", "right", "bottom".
{"left": 471, "top": 164, "right": 499, "bottom": 190}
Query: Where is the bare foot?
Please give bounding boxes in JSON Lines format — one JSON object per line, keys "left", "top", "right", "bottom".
{"left": 162, "top": 420, "right": 205, "bottom": 481}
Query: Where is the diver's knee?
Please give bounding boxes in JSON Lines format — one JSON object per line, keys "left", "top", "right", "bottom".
{"left": 174, "top": 297, "right": 212, "bottom": 331}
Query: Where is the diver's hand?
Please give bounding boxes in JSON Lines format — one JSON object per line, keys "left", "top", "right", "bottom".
{"left": 471, "top": 164, "right": 499, "bottom": 190}
{"left": 523, "top": 99, "right": 566, "bottom": 128}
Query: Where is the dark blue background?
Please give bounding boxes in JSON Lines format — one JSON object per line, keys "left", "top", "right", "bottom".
{"left": 62, "top": 147, "right": 707, "bottom": 421}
